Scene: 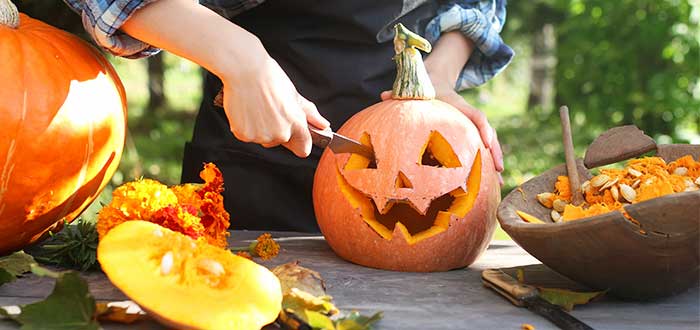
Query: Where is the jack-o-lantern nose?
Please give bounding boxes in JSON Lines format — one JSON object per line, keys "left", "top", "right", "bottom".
{"left": 395, "top": 171, "right": 413, "bottom": 189}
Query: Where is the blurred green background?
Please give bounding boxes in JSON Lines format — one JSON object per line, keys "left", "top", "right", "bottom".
{"left": 15, "top": 1, "right": 699, "bottom": 238}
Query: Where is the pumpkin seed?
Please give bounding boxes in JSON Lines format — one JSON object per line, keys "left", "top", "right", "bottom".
{"left": 673, "top": 167, "right": 688, "bottom": 176}
{"left": 551, "top": 210, "right": 562, "bottom": 222}
{"left": 198, "top": 258, "right": 225, "bottom": 277}
{"left": 591, "top": 175, "right": 610, "bottom": 188}
{"left": 620, "top": 184, "right": 636, "bottom": 203}
{"left": 581, "top": 180, "right": 591, "bottom": 194}
{"left": 610, "top": 185, "right": 619, "bottom": 201}
{"left": 695, "top": 177, "right": 700, "bottom": 186}
{"left": 536, "top": 192, "right": 554, "bottom": 207}
{"left": 684, "top": 186, "right": 699, "bottom": 192}
{"left": 600, "top": 177, "right": 619, "bottom": 190}
{"left": 552, "top": 199, "right": 567, "bottom": 213}
{"left": 161, "top": 251, "right": 174, "bottom": 275}
{"left": 632, "top": 179, "right": 641, "bottom": 188}
{"left": 627, "top": 167, "right": 642, "bottom": 178}
{"left": 684, "top": 178, "right": 695, "bottom": 188}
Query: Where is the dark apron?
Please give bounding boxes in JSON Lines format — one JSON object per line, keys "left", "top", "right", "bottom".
{"left": 182, "top": 0, "right": 437, "bottom": 232}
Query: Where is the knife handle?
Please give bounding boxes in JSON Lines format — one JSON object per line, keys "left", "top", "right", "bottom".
{"left": 482, "top": 269, "right": 538, "bottom": 302}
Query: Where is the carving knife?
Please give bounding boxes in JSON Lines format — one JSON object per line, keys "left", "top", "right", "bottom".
{"left": 482, "top": 269, "right": 595, "bottom": 330}
{"left": 213, "top": 90, "right": 373, "bottom": 159}
{"left": 308, "top": 127, "right": 374, "bottom": 160}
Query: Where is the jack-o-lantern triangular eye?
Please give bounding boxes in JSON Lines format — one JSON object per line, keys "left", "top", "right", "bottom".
{"left": 344, "top": 132, "right": 377, "bottom": 170}
{"left": 419, "top": 131, "right": 462, "bottom": 168}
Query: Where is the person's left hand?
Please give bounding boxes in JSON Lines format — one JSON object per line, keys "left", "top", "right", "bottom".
{"left": 380, "top": 85, "right": 504, "bottom": 184}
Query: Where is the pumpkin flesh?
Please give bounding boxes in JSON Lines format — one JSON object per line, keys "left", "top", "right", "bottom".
{"left": 98, "top": 221, "right": 282, "bottom": 330}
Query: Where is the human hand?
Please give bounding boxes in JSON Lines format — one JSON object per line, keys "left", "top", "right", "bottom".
{"left": 119, "top": 0, "right": 329, "bottom": 157}
{"left": 220, "top": 54, "right": 330, "bottom": 157}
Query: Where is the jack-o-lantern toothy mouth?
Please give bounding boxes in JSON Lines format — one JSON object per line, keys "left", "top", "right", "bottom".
{"left": 335, "top": 133, "right": 481, "bottom": 245}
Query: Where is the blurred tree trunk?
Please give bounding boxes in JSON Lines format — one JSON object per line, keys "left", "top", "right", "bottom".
{"left": 147, "top": 53, "right": 166, "bottom": 112}
{"left": 527, "top": 23, "right": 556, "bottom": 112}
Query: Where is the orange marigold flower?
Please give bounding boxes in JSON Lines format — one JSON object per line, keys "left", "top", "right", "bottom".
{"left": 97, "top": 179, "right": 178, "bottom": 238}
{"left": 253, "top": 233, "right": 280, "bottom": 260}
{"left": 196, "top": 163, "right": 230, "bottom": 248}
{"left": 97, "top": 163, "right": 231, "bottom": 248}
{"left": 170, "top": 183, "right": 204, "bottom": 210}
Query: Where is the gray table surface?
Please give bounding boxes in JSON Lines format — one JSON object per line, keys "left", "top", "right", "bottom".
{"left": 0, "top": 231, "right": 697, "bottom": 330}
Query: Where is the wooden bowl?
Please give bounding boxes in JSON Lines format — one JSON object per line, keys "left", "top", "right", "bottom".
{"left": 497, "top": 145, "right": 700, "bottom": 299}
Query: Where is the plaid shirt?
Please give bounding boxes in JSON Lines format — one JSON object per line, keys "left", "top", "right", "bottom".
{"left": 64, "top": 0, "right": 513, "bottom": 89}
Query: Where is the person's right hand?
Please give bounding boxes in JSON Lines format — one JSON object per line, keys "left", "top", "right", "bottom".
{"left": 119, "top": 0, "right": 329, "bottom": 158}
{"left": 220, "top": 54, "right": 330, "bottom": 157}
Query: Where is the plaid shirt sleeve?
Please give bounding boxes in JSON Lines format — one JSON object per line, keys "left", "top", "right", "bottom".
{"left": 62, "top": 0, "right": 161, "bottom": 58}
{"left": 424, "top": 0, "right": 514, "bottom": 90}
{"left": 62, "top": 0, "right": 263, "bottom": 58}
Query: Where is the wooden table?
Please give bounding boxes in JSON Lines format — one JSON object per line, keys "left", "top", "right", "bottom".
{"left": 0, "top": 231, "right": 697, "bottom": 330}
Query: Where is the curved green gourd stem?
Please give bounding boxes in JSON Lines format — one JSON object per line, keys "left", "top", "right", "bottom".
{"left": 391, "top": 23, "right": 435, "bottom": 100}
{"left": 0, "top": 0, "right": 19, "bottom": 29}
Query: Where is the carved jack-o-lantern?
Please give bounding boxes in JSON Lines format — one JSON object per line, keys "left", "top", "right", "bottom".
{"left": 313, "top": 24, "right": 500, "bottom": 272}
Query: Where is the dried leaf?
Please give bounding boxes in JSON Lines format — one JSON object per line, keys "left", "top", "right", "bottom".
{"left": 537, "top": 287, "right": 605, "bottom": 311}
{"left": 95, "top": 301, "right": 147, "bottom": 324}
{"left": 273, "top": 261, "right": 327, "bottom": 297}
{"left": 283, "top": 288, "right": 339, "bottom": 316}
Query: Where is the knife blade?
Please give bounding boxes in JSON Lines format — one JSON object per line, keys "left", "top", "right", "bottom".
{"left": 309, "top": 126, "right": 374, "bottom": 160}
{"left": 482, "top": 269, "right": 595, "bottom": 330}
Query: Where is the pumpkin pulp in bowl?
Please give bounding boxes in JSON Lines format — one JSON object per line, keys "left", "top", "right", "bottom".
{"left": 497, "top": 147, "right": 699, "bottom": 299}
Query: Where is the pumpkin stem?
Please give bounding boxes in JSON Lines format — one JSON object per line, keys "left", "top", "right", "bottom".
{"left": 0, "top": 0, "right": 19, "bottom": 29}
{"left": 391, "top": 23, "right": 435, "bottom": 100}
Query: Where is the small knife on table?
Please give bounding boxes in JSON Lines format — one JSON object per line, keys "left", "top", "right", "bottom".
{"left": 482, "top": 269, "right": 595, "bottom": 330}
{"left": 213, "top": 89, "right": 373, "bottom": 159}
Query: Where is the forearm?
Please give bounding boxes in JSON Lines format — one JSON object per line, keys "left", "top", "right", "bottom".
{"left": 121, "top": 0, "right": 264, "bottom": 81}
{"left": 424, "top": 31, "right": 475, "bottom": 88}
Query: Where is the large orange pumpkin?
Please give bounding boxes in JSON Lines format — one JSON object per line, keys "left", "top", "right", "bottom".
{"left": 313, "top": 24, "right": 500, "bottom": 271}
{"left": 0, "top": 2, "right": 127, "bottom": 254}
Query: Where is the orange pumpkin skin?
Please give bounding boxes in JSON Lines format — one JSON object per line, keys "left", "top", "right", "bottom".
{"left": 313, "top": 99, "right": 500, "bottom": 272}
{"left": 0, "top": 13, "right": 127, "bottom": 254}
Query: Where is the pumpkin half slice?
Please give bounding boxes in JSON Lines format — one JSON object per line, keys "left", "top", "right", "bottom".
{"left": 98, "top": 221, "right": 282, "bottom": 330}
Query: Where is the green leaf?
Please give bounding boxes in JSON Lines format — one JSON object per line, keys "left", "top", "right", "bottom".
{"left": 335, "top": 311, "right": 383, "bottom": 330}
{"left": 29, "top": 264, "right": 61, "bottom": 279}
{"left": 537, "top": 287, "right": 606, "bottom": 311}
{"left": 303, "top": 310, "right": 336, "bottom": 330}
{"left": 10, "top": 269, "right": 99, "bottom": 330}
{"left": 0, "top": 268, "right": 16, "bottom": 286}
{"left": 0, "top": 251, "right": 36, "bottom": 276}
